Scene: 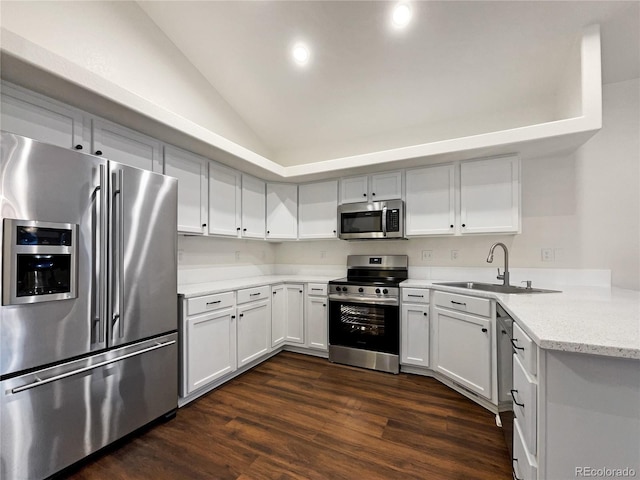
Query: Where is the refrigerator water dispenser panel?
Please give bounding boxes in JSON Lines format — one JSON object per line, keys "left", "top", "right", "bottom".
{"left": 3, "top": 219, "right": 78, "bottom": 305}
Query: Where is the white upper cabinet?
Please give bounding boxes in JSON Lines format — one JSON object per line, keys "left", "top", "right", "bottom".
{"left": 164, "top": 146, "right": 208, "bottom": 234}
{"left": 208, "top": 162, "right": 242, "bottom": 237}
{"left": 1, "top": 82, "right": 87, "bottom": 150}
{"left": 460, "top": 155, "right": 520, "bottom": 234}
{"left": 340, "top": 171, "right": 402, "bottom": 204}
{"left": 92, "top": 119, "right": 163, "bottom": 172}
{"left": 266, "top": 183, "right": 298, "bottom": 240}
{"left": 241, "top": 174, "right": 266, "bottom": 239}
{"left": 298, "top": 180, "right": 338, "bottom": 239}
{"left": 406, "top": 164, "right": 456, "bottom": 236}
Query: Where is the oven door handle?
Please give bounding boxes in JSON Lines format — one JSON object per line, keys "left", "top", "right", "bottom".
{"left": 328, "top": 294, "right": 398, "bottom": 306}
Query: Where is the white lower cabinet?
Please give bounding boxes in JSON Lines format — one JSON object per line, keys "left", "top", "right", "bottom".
{"left": 185, "top": 307, "right": 237, "bottom": 395}
{"left": 513, "top": 418, "right": 538, "bottom": 480}
{"left": 433, "top": 291, "right": 492, "bottom": 399}
{"left": 271, "top": 284, "right": 304, "bottom": 347}
{"left": 400, "top": 288, "right": 430, "bottom": 367}
{"left": 305, "top": 284, "right": 328, "bottom": 351}
{"left": 237, "top": 288, "right": 272, "bottom": 367}
{"left": 271, "top": 284, "right": 286, "bottom": 347}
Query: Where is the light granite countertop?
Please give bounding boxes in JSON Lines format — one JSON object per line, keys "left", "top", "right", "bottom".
{"left": 178, "top": 275, "right": 640, "bottom": 360}
{"left": 178, "top": 275, "right": 338, "bottom": 298}
{"left": 402, "top": 279, "right": 640, "bottom": 360}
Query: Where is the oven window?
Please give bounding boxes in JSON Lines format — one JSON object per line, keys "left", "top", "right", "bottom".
{"left": 16, "top": 254, "right": 72, "bottom": 297}
{"left": 329, "top": 300, "right": 399, "bottom": 354}
{"left": 341, "top": 211, "right": 382, "bottom": 233}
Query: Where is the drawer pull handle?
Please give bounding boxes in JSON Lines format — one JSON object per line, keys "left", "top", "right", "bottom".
{"left": 206, "top": 301, "right": 221, "bottom": 305}
{"left": 311, "top": 288, "right": 323, "bottom": 291}
{"left": 481, "top": 328, "right": 488, "bottom": 333}
{"left": 510, "top": 389, "right": 525, "bottom": 408}
{"left": 322, "top": 303, "right": 326, "bottom": 307}
{"left": 510, "top": 339, "right": 525, "bottom": 351}
{"left": 407, "top": 294, "right": 424, "bottom": 298}
{"left": 512, "top": 459, "right": 523, "bottom": 480}
{"left": 451, "top": 300, "right": 466, "bottom": 306}
{"left": 250, "top": 293, "right": 261, "bottom": 297}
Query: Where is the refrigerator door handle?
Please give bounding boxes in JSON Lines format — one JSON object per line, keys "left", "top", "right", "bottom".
{"left": 111, "top": 168, "right": 125, "bottom": 340}
{"left": 96, "top": 164, "right": 108, "bottom": 344}
{"left": 10, "top": 340, "right": 176, "bottom": 394}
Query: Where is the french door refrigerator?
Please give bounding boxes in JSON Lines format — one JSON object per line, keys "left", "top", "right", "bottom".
{"left": 0, "top": 132, "right": 179, "bottom": 479}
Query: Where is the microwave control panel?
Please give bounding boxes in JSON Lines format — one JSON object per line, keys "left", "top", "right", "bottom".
{"left": 387, "top": 209, "right": 400, "bottom": 232}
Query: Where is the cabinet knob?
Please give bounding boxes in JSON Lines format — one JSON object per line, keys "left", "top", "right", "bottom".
{"left": 74, "top": 144, "right": 83, "bottom": 150}
{"left": 363, "top": 193, "right": 367, "bottom": 197}
{"left": 372, "top": 192, "right": 376, "bottom": 196}
{"left": 423, "top": 312, "right": 427, "bottom": 316}
{"left": 202, "top": 223, "right": 207, "bottom": 227}
{"left": 481, "top": 328, "right": 488, "bottom": 333}
{"left": 333, "top": 230, "right": 337, "bottom": 234}
{"left": 243, "top": 228, "right": 247, "bottom": 232}
{"left": 231, "top": 315, "right": 236, "bottom": 319}
{"left": 237, "top": 227, "right": 241, "bottom": 231}
{"left": 95, "top": 150, "right": 103, "bottom": 156}
{"left": 273, "top": 291, "right": 276, "bottom": 295}
{"left": 462, "top": 223, "right": 466, "bottom": 227}
{"left": 239, "top": 313, "right": 244, "bottom": 318}
{"left": 450, "top": 224, "right": 454, "bottom": 228}
{"left": 267, "top": 230, "right": 270, "bottom": 234}
{"left": 299, "top": 290, "right": 303, "bottom": 293}
{"left": 322, "top": 304, "right": 326, "bottom": 307}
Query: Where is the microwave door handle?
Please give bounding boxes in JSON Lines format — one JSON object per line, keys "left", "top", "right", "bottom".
{"left": 382, "top": 205, "right": 388, "bottom": 237}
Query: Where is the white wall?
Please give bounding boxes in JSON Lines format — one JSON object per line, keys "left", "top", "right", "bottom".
{"left": 274, "top": 78, "right": 640, "bottom": 290}
{"left": 0, "top": 0, "right": 271, "bottom": 159}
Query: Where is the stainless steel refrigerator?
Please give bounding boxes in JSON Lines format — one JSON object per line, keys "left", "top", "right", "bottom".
{"left": 0, "top": 132, "right": 179, "bottom": 479}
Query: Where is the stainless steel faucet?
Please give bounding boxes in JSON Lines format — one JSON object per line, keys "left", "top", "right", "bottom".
{"left": 487, "top": 242, "right": 510, "bottom": 286}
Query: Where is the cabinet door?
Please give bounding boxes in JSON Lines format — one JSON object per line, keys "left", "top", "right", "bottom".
{"left": 370, "top": 171, "right": 402, "bottom": 201}
{"left": 186, "top": 307, "right": 237, "bottom": 394}
{"left": 285, "top": 285, "right": 304, "bottom": 344}
{"left": 298, "top": 180, "right": 338, "bottom": 239}
{"left": 237, "top": 299, "right": 271, "bottom": 367}
{"left": 433, "top": 307, "right": 491, "bottom": 398}
{"left": 460, "top": 156, "right": 520, "bottom": 234}
{"left": 208, "top": 162, "right": 242, "bottom": 237}
{"left": 241, "top": 174, "right": 266, "bottom": 239}
{"left": 164, "top": 146, "right": 207, "bottom": 234}
{"left": 306, "top": 295, "right": 328, "bottom": 351}
{"left": 92, "top": 119, "right": 163, "bottom": 172}
{"left": 1, "top": 82, "right": 86, "bottom": 150}
{"left": 401, "top": 304, "right": 430, "bottom": 367}
{"left": 271, "top": 285, "right": 286, "bottom": 347}
{"left": 340, "top": 175, "right": 368, "bottom": 204}
{"left": 266, "top": 183, "right": 298, "bottom": 240}
{"left": 406, "top": 164, "right": 456, "bottom": 236}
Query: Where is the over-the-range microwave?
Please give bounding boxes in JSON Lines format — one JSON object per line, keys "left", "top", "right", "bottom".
{"left": 338, "top": 200, "right": 405, "bottom": 240}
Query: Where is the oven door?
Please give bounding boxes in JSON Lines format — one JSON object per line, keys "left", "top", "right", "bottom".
{"left": 328, "top": 298, "right": 399, "bottom": 354}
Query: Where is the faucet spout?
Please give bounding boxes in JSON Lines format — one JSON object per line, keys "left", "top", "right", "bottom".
{"left": 486, "top": 242, "right": 510, "bottom": 286}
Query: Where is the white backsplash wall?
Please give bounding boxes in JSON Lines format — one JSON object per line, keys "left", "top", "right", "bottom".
{"left": 177, "top": 236, "right": 277, "bottom": 285}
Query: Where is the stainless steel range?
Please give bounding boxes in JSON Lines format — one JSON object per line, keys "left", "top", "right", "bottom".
{"left": 328, "top": 255, "right": 408, "bottom": 374}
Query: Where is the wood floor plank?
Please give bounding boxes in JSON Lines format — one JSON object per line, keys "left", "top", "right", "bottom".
{"left": 65, "top": 352, "right": 511, "bottom": 479}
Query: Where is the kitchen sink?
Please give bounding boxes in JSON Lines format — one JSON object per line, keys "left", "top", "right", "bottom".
{"left": 434, "top": 282, "right": 561, "bottom": 294}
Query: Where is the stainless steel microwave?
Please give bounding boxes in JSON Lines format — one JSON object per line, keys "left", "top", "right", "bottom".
{"left": 338, "top": 200, "right": 405, "bottom": 240}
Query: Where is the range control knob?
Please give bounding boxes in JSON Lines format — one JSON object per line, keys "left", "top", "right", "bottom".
{"left": 358, "top": 287, "right": 364, "bottom": 293}
{"left": 336, "top": 286, "right": 342, "bottom": 292}
{"left": 343, "top": 287, "right": 348, "bottom": 293}
{"left": 383, "top": 289, "right": 389, "bottom": 294}
{"left": 375, "top": 288, "right": 381, "bottom": 294}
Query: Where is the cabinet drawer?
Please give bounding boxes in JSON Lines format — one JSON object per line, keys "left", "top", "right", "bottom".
{"left": 513, "top": 355, "right": 537, "bottom": 455}
{"left": 307, "top": 283, "right": 327, "bottom": 296}
{"left": 513, "top": 322, "right": 537, "bottom": 375}
{"left": 513, "top": 418, "right": 538, "bottom": 480}
{"left": 237, "top": 285, "right": 270, "bottom": 304}
{"left": 433, "top": 291, "right": 491, "bottom": 317}
{"left": 402, "top": 288, "right": 429, "bottom": 304}
{"left": 187, "top": 292, "right": 235, "bottom": 316}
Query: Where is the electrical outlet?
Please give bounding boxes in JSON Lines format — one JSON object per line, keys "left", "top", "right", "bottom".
{"left": 422, "top": 250, "right": 433, "bottom": 261}
{"left": 541, "top": 248, "right": 554, "bottom": 262}
{"left": 451, "top": 250, "right": 459, "bottom": 260}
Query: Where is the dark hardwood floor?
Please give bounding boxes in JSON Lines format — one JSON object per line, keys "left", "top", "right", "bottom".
{"left": 66, "top": 352, "right": 511, "bottom": 479}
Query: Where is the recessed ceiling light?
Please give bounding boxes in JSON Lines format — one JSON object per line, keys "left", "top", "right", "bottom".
{"left": 392, "top": 3, "right": 412, "bottom": 28}
{"left": 292, "top": 43, "right": 310, "bottom": 66}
